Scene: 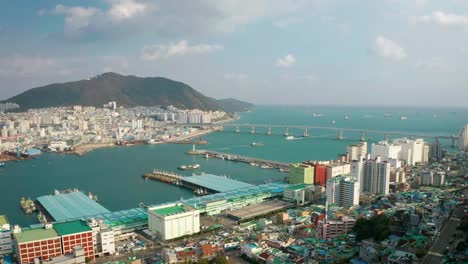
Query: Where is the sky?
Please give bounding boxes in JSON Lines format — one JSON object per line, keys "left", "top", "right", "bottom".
{"left": 1, "top": 0, "right": 468, "bottom": 107}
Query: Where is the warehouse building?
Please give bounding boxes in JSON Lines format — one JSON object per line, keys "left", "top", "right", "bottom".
{"left": 148, "top": 203, "right": 200, "bottom": 241}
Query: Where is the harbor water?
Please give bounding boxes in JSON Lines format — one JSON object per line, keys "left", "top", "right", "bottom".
{"left": 0, "top": 105, "right": 467, "bottom": 226}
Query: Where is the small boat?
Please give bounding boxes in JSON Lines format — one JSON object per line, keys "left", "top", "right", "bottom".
{"left": 250, "top": 141, "right": 264, "bottom": 147}
{"left": 400, "top": 116, "right": 408, "bottom": 120}
{"left": 384, "top": 113, "right": 392, "bottom": 117}
{"left": 312, "top": 113, "right": 324, "bottom": 117}
{"left": 249, "top": 162, "right": 258, "bottom": 166}
{"left": 285, "top": 136, "right": 294, "bottom": 140}
{"left": 204, "top": 154, "right": 210, "bottom": 159}
{"left": 261, "top": 165, "right": 272, "bottom": 169}
{"left": 178, "top": 164, "right": 200, "bottom": 170}
{"left": 331, "top": 120, "right": 336, "bottom": 124}
{"left": 344, "top": 116, "right": 349, "bottom": 120}
{"left": 0, "top": 162, "right": 5, "bottom": 167}
{"left": 432, "top": 114, "right": 437, "bottom": 118}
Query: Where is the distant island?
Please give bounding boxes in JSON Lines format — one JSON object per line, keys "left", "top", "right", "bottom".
{"left": 2, "top": 72, "right": 254, "bottom": 112}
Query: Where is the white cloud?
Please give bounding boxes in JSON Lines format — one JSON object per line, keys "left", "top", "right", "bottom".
{"left": 50, "top": 0, "right": 318, "bottom": 38}
{"left": 276, "top": 54, "right": 296, "bottom": 67}
{"left": 413, "top": 11, "right": 468, "bottom": 27}
{"left": 375, "top": 36, "right": 406, "bottom": 61}
{"left": 140, "top": 40, "right": 223, "bottom": 61}
{"left": 224, "top": 72, "right": 248, "bottom": 80}
{"left": 108, "top": 0, "right": 147, "bottom": 21}
{"left": 54, "top": 4, "right": 100, "bottom": 35}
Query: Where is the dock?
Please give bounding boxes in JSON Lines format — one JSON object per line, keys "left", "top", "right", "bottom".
{"left": 143, "top": 172, "right": 255, "bottom": 195}
{"left": 143, "top": 170, "right": 183, "bottom": 184}
{"left": 188, "top": 149, "right": 290, "bottom": 170}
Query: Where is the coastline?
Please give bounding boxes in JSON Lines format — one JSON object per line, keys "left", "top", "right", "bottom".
{"left": 16, "top": 115, "right": 238, "bottom": 159}
{"left": 72, "top": 143, "right": 117, "bottom": 156}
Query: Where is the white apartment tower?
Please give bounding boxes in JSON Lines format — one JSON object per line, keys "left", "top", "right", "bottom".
{"left": 326, "top": 176, "right": 360, "bottom": 208}
{"left": 347, "top": 142, "right": 367, "bottom": 161}
{"left": 352, "top": 156, "right": 390, "bottom": 195}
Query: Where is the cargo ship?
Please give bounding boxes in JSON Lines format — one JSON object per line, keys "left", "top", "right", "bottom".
{"left": 178, "top": 164, "right": 200, "bottom": 170}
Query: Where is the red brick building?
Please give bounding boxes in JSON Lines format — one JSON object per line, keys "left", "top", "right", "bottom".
{"left": 14, "top": 225, "right": 62, "bottom": 264}
{"left": 53, "top": 220, "right": 94, "bottom": 260}
{"left": 314, "top": 164, "right": 327, "bottom": 186}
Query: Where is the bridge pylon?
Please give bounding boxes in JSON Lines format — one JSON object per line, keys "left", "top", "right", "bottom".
{"left": 250, "top": 126, "right": 256, "bottom": 134}
{"left": 284, "top": 128, "right": 289, "bottom": 136}
{"left": 451, "top": 136, "right": 457, "bottom": 148}
{"left": 337, "top": 130, "right": 344, "bottom": 140}
{"left": 360, "top": 131, "right": 365, "bottom": 141}
{"left": 304, "top": 129, "right": 309, "bottom": 137}
{"left": 266, "top": 127, "right": 272, "bottom": 135}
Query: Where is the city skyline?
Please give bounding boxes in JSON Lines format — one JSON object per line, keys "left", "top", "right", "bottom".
{"left": 2, "top": 1, "right": 468, "bottom": 107}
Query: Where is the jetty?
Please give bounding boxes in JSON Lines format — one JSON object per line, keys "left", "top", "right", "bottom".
{"left": 143, "top": 170, "right": 183, "bottom": 184}
{"left": 187, "top": 149, "right": 290, "bottom": 170}
{"left": 143, "top": 172, "right": 256, "bottom": 195}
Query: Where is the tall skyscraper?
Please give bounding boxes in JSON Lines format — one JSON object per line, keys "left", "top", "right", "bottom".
{"left": 351, "top": 156, "right": 390, "bottom": 195}
{"left": 459, "top": 124, "right": 468, "bottom": 152}
{"left": 430, "top": 140, "right": 443, "bottom": 161}
{"left": 326, "top": 175, "right": 360, "bottom": 208}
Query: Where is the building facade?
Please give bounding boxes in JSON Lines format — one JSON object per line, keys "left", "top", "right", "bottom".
{"left": 459, "top": 124, "right": 468, "bottom": 152}
{"left": 14, "top": 225, "right": 62, "bottom": 264}
{"left": 0, "top": 215, "right": 12, "bottom": 256}
{"left": 289, "top": 163, "right": 314, "bottom": 184}
{"left": 53, "top": 221, "right": 95, "bottom": 261}
{"left": 317, "top": 217, "right": 356, "bottom": 239}
{"left": 347, "top": 142, "right": 367, "bottom": 161}
{"left": 148, "top": 203, "right": 200, "bottom": 241}
{"left": 326, "top": 176, "right": 360, "bottom": 209}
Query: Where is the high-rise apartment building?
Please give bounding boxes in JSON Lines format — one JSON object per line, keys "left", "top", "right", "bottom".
{"left": 459, "top": 124, "right": 468, "bottom": 152}
{"left": 351, "top": 156, "right": 390, "bottom": 195}
{"left": 326, "top": 176, "right": 360, "bottom": 208}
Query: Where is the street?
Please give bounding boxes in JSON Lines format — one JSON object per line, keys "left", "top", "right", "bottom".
{"left": 422, "top": 206, "right": 464, "bottom": 264}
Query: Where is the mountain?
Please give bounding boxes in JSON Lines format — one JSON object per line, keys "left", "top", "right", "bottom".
{"left": 216, "top": 98, "right": 254, "bottom": 113}
{"left": 3, "top": 72, "right": 254, "bottom": 112}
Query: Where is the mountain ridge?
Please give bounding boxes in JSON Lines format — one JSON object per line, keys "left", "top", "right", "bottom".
{"left": 2, "top": 72, "right": 254, "bottom": 112}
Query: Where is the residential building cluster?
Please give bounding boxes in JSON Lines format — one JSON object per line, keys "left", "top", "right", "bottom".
{"left": 0, "top": 104, "right": 227, "bottom": 153}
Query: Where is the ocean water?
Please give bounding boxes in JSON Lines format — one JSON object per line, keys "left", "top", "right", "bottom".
{"left": 0, "top": 105, "right": 466, "bottom": 226}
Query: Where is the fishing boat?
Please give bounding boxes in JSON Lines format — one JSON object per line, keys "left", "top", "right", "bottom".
{"left": 20, "top": 197, "right": 36, "bottom": 214}
{"left": 178, "top": 164, "right": 200, "bottom": 170}
{"left": 250, "top": 141, "right": 264, "bottom": 147}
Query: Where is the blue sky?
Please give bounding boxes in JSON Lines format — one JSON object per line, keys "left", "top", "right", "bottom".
{"left": 1, "top": 0, "right": 468, "bottom": 107}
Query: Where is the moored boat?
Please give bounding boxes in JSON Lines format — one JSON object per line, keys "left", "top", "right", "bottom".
{"left": 178, "top": 164, "right": 200, "bottom": 170}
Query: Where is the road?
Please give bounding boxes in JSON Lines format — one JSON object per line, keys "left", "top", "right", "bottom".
{"left": 422, "top": 206, "right": 464, "bottom": 264}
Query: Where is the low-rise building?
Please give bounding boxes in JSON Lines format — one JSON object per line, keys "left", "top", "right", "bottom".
{"left": 0, "top": 215, "right": 12, "bottom": 256}
{"left": 14, "top": 224, "right": 62, "bottom": 264}
{"left": 316, "top": 216, "right": 356, "bottom": 239}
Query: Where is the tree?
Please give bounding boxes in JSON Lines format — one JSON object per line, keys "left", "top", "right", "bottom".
{"left": 353, "top": 214, "right": 390, "bottom": 242}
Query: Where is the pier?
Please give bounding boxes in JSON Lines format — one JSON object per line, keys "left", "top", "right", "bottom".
{"left": 143, "top": 170, "right": 183, "bottom": 184}
{"left": 188, "top": 149, "right": 290, "bottom": 170}
{"left": 143, "top": 171, "right": 256, "bottom": 195}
